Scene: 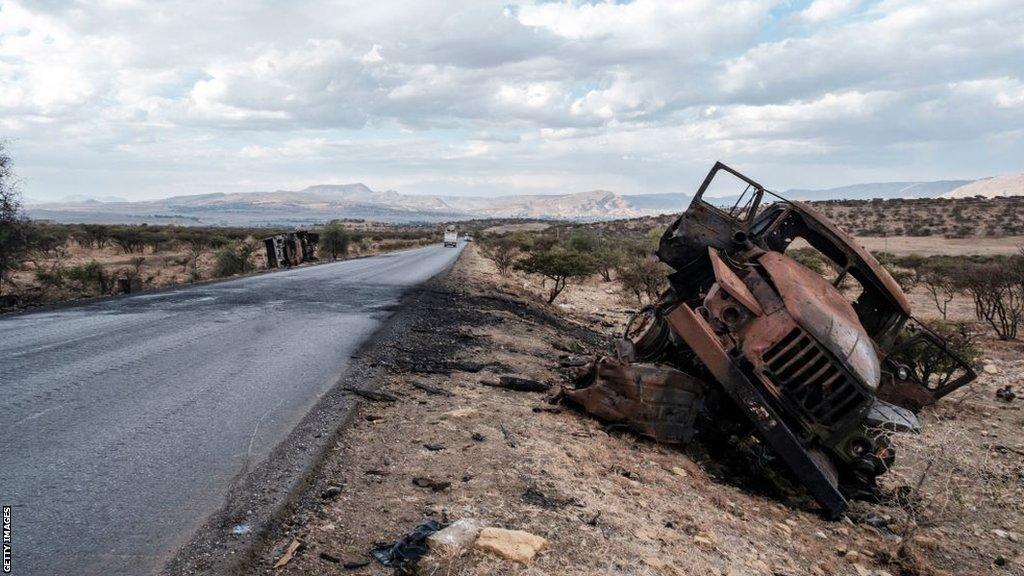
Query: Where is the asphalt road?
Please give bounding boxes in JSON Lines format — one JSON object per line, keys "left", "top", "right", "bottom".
{"left": 0, "top": 242, "right": 464, "bottom": 576}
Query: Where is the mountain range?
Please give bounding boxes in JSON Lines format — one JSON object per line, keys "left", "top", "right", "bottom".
{"left": 24, "top": 174, "right": 1022, "bottom": 226}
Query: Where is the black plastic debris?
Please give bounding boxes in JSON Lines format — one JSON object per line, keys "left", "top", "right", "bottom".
{"left": 483, "top": 375, "right": 551, "bottom": 392}
{"left": 996, "top": 385, "right": 1016, "bottom": 402}
{"left": 370, "top": 519, "right": 446, "bottom": 568}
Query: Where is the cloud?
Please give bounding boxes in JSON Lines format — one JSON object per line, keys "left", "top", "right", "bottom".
{"left": 796, "top": 0, "right": 861, "bottom": 24}
{"left": 1, "top": 0, "right": 1022, "bottom": 202}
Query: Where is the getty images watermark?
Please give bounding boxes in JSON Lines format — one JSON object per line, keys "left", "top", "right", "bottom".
{"left": 2, "top": 505, "right": 10, "bottom": 573}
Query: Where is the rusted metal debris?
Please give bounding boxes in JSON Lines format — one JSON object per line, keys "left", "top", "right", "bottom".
{"left": 564, "top": 162, "right": 977, "bottom": 518}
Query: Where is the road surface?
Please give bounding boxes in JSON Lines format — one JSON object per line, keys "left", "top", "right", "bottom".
{"left": 0, "top": 243, "right": 463, "bottom": 576}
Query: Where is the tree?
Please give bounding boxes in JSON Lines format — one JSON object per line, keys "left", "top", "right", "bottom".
{"left": 515, "top": 247, "right": 596, "bottom": 303}
{"left": 0, "top": 141, "right": 31, "bottom": 296}
{"left": 480, "top": 237, "right": 519, "bottom": 275}
{"left": 919, "top": 262, "right": 957, "bottom": 320}
{"left": 179, "top": 232, "right": 225, "bottom": 282}
{"left": 319, "top": 221, "right": 351, "bottom": 260}
{"left": 77, "top": 224, "right": 112, "bottom": 249}
{"left": 110, "top": 227, "right": 147, "bottom": 254}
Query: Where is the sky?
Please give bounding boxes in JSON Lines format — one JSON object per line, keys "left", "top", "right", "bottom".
{"left": 1, "top": 0, "right": 1022, "bottom": 203}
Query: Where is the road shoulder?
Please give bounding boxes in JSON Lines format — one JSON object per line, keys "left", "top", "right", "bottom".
{"left": 162, "top": 247, "right": 463, "bottom": 576}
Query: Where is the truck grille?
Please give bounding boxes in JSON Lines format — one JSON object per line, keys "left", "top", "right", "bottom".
{"left": 763, "top": 327, "right": 866, "bottom": 427}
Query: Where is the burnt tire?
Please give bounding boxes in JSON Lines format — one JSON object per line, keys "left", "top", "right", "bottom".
{"left": 807, "top": 448, "right": 840, "bottom": 491}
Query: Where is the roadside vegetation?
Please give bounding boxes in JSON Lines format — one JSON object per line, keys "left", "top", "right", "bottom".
{"left": 479, "top": 219, "right": 1024, "bottom": 343}
{"left": 0, "top": 144, "right": 441, "bottom": 311}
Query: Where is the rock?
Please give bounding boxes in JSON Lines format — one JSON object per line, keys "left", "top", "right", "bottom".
{"left": 992, "top": 529, "right": 1010, "bottom": 539}
{"left": 321, "top": 485, "right": 342, "bottom": 499}
{"left": 474, "top": 527, "right": 548, "bottom": 563}
{"left": 853, "top": 564, "right": 872, "bottom": 576}
{"left": 412, "top": 477, "right": 451, "bottom": 491}
{"left": 670, "top": 467, "right": 688, "bottom": 478}
{"left": 693, "top": 530, "right": 718, "bottom": 548}
{"left": 815, "top": 531, "right": 828, "bottom": 540}
{"left": 443, "top": 407, "right": 479, "bottom": 419}
{"left": 983, "top": 363, "right": 999, "bottom": 374}
{"left": 428, "top": 519, "right": 484, "bottom": 556}
{"left": 318, "top": 552, "right": 341, "bottom": 563}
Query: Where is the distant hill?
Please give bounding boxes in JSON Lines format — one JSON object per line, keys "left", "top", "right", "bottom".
{"left": 942, "top": 174, "right": 1024, "bottom": 198}
{"left": 618, "top": 193, "right": 691, "bottom": 214}
{"left": 25, "top": 175, "right": 1001, "bottom": 226}
{"left": 781, "top": 180, "right": 971, "bottom": 201}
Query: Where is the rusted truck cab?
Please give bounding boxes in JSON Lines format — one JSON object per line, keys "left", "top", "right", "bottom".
{"left": 651, "top": 162, "right": 974, "bottom": 516}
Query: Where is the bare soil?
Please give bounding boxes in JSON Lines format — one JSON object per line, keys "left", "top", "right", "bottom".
{"left": 244, "top": 246, "right": 1023, "bottom": 576}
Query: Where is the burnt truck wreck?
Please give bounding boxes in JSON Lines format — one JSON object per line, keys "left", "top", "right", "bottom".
{"left": 567, "top": 162, "right": 976, "bottom": 518}
{"left": 264, "top": 230, "right": 320, "bottom": 268}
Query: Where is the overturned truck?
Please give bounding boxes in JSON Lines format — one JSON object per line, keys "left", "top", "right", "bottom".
{"left": 568, "top": 162, "right": 975, "bottom": 518}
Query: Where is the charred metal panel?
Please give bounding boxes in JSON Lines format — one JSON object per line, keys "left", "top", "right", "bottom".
{"left": 565, "top": 358, "right": 705, "bottom": 444}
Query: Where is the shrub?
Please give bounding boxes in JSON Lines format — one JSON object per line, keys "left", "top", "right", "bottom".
{"left": 787, "top": 248, "right": 827, "bottom": 276}
{"left": 66, "top": 261, "right": 113, "bottom": 295}
{"left": 918, "top": 261, "right": 957, "bottom": 319}
{"left": 615, "top": 253, "right": 669, "bottom": 304}
{"left": 0, "top": 141, "right": 31, "bottom": 295}
{"left": 515, "top": 247, "right": 597, "bottom": 303}
{"left": 319, "top": 222, "right": 351, "bottom": 260}
{"left": 954, "top": 258, "right": 1024, "bottom": 340}
{"left": 213, "top": 240, "right": 258, "bottom": 277}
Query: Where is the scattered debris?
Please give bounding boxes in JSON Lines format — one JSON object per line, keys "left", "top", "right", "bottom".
{"left": 426, "top": 518, "right": 484, "bottom": 556}
{"left": 343, "top": 560, "right": 371, "bottom": 570}
{"left": 320, "top": 485, "right": 342, "bottom": 499}
{"left": 412, "top": 476, "right": 451, "bottom": 491}
{"left": 273, "top": 539, "right": 303, "bottom": 568}
{"left": 231, "top": 524, "right": 251, "bottom": 536}
{"left": 483, "top": 375, "right": 551, "bottom": 392}
{"left": 370, "top": 519, "right": 445, "bottom": 568}
{"left": 474, "top": 527, "right": 548, "bottom": 563}
{"left": 996, "top": 385, "right": 1016, "bottom": 402}
{"left": 522, "top": 485, "right": 579, "bottom": 510}
{"left": 471, "top": 432, "right": 486, "bottom": 442}
{"left": 342, "top": 386, "right": 398, "bottom": 402}
{"left": 565, "top": 357, "right": 704, "bottom": 444}
{"left": 423, "top": 443, "right": 445, "bottom": 451}
{"left": 499, "top": 424, "right": 518, "bottom": 448}
{"left": 558, "top": 354, "right": 591, "bottom": 367}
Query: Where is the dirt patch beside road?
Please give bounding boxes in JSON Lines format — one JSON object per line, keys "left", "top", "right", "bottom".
{"left": 248, "top": 246, "right": 1022, "bottom": 576}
